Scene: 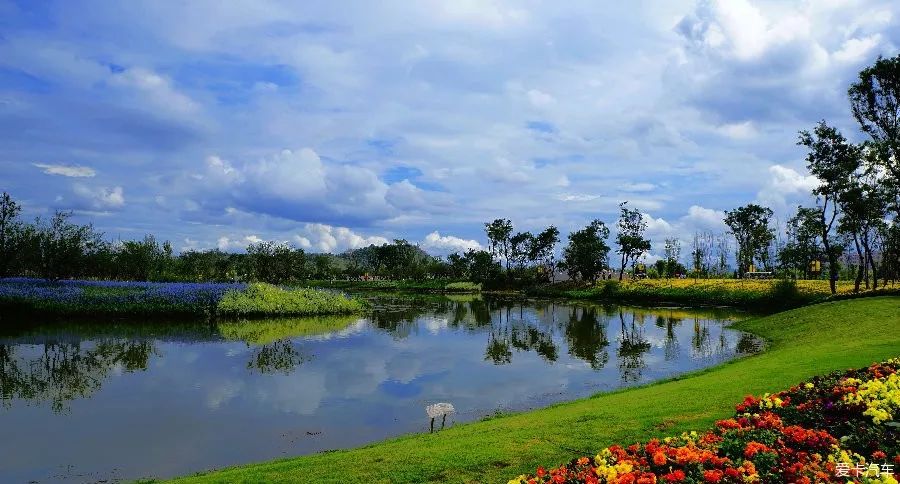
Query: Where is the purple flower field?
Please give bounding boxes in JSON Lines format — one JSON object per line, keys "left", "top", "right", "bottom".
{"left": 0, "top": 278, "right": 247, "bottom": 316}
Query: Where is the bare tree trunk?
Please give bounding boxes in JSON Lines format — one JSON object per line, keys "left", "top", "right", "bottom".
{"left": 853, "top": 235, "right": 864, "bottom": 293}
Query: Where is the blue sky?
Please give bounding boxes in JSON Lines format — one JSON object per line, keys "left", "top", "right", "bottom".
{"left": 1, "top": 0, "right": 898, "bottom": 257}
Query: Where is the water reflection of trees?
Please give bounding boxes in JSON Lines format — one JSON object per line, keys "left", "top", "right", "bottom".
{"left": 617, "top": 310, "right": 651, "bottom": 382}
{"left": 246, "top": 340, "right": 309, "bottom": 375}
{"left": 565, "top": 307, "right": 609, "bottom": 370}
{"left": 0, "top": 340, "right": 156, "bottom": 413}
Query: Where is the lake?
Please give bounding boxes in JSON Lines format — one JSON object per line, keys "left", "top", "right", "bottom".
{"left": 0, "top": 295, "right": 760, "bottom": 482}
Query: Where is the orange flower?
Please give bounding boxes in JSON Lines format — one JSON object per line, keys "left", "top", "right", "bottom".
{"left": 652, "top": 451, "right": 667, "bottom": 466}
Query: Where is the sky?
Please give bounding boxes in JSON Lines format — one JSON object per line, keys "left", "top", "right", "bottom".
{"left": 1, "top": 0, "right": 899, "bottom": 259}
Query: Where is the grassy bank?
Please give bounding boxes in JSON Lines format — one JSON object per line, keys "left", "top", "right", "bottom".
{"left": 169, "top": 296, "right": 900, "bottom": 483}
{"left": 530, "top": 278, "right": 899, "bottom": 309}
{"left": 0, "top": 279, "right": 365, "bottom": 318}
{"left": 217, "top": 283, "right": 364, "bottom": 317}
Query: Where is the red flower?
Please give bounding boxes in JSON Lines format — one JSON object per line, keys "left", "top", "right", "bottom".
{"left": 702, "top": 469, "right": 723, "bottom": 483}
{"left": 661, "top": 469, "right": 685, "bottom": 482}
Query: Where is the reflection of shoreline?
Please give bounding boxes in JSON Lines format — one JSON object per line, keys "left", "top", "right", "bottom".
{"left": 0, "top": 297, "right": 757, "bottom": 415}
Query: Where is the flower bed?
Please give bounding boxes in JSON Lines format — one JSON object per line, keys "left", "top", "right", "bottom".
{"left": 0, "top": 278, "right": 365, "bottom": 317}
{"left": 0, "top": 277, "right": 245, "bottom": 315}
{"left": 510, "top": 359, "right": 900, "bottom": 483}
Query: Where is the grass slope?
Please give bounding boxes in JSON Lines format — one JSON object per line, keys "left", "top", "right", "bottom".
{"left": 169, "top": 296, "right": 900, "bottom": 484}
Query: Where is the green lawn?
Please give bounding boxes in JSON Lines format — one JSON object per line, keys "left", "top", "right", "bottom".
{"left": 169, "top": 296, "right": 900, "bottom": 484}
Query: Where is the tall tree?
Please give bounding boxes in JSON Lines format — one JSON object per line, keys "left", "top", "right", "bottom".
{"left": 849, "top": 55, "right": 900, "bottom": 183}
{"left": 32, "top": 211, "right": 103, "bottom": 281}
{"left": 798, "top": 121, "right": 860, "bottom": 293}
{"left": 561, "top": 220, "right": 610, "bottom": 283}
{"left": 778, "top": 207, "right": 823, "bottom": 278}
{"left": 484, "top": 218, "right": 513, "bottom": 270}
{"left": 723, "top": 204, "right": 775, "bottom": 277}
{"left": 663, "top": 237, "right": 681, "bottom": 278}
{"left": 615, "top": 202, "right": 651, "bottom": 281}
{"left": 0, "top": 192, "right": 22, "bottom": 277}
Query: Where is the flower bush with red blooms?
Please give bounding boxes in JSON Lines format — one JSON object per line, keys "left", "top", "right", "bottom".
{"left": 509, "top": 359, "right": 900, "bottom": 484}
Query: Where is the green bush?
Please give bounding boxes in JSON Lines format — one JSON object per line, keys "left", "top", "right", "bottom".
{"left": 217, "top": 283, "right": 365, "bottom": 317}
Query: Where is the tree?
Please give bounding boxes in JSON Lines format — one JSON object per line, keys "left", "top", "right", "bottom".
{"left": 0, "top": 192, "right": 22, "bottom": 277}
{"left": 778, "top": 207, "right": 823, "bottom": 278}
{"left": 798, "top": 121, "right": 860, "bottom": 293}
{"left": 663, "top": 237, "right": 681, "bottom": 278}
{"left": 484, "top": 219, "right": 514, "bottom": 271}
{"left": 246, "top": 241, "right": 305, "bottom": 284}
{"left": 615, "top": 202, "right": 651, "bottom": 281}
{"left": 562, "top": 220, "right": 610, "bottom": 283}
{"left": 849, "top": 55, "right": 900, "bottom": 183}
{"left": 31, "top": 211, "right": 103, "bottom": 281}
{"left": 116, "top": 234, "right": 166, "bottom": 281}
{"left": 530, "top": 226, "right": 560, "bottom": 280}
{"left": 838, "top": 154, "right": 889, "bottom": 291}
{"left": 723, "top": 204, "right": 775, "bottom": 277}
{"left": 509, "top": 231, "right": 534, "bottom": 269}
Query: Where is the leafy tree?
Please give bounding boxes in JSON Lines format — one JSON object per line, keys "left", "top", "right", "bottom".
{"left": 798, "top": 121, "right": 860, "bottom": 293}
{"left": 509, "top": 231, "right": 534, "bottom": 269}
{"left": 116, "top": 234, "right": 167, "bottom": 281}
{"left": 849, "top": 55, "right": 900, "bottom": 183}
{"left": 31, "top": 211, "right": 103, "bottom": 281}
{"left": 0, "top": 192, "right": 23, "bottom": 277}
{"left": 615, "top": 202, "right": 651, "bottom": 281}
{"left": 246, "top": 241, "right": 305, "bottom": 284}
{"left": 663, "top": 237, "right": 681, "bottom": 278}
{"left": 484, "top": 218, "right": 513, "bottom": 270}
{"left": 464, "top": 249, "right": 500, "bottom": 284}
{"left": 562, "top": 219, "right": 610, "bottom": 282}
{"left": 778, "top": 207, "right": 823, "bottom": 278}
{"left": 838, "top": 156, "right": 890, "bottom": 291}
{"left": 723, "top": 204, "right": 775, "bottom": 276}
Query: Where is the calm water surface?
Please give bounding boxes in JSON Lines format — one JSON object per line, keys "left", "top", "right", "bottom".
{"left": 0, "top": 295, "right": 760, "bottom": 483}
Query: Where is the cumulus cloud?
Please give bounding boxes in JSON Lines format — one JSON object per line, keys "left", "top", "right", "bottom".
{"left": 756, "top": 164, "right": 819, "bottom": 209}
{"left": 293, "top": 223, "right": 389, "bottom": 253}
{"left": 217, "top": 234, "right": 263, "bottom": 251}
{"left": 420, "top": 231, "right": 482, "bottom": 255}
{"left": 33, "top": 163, "right": 96, "bottom": 177}
{"left": 70, "top": 184, "right": 125, "bottom": 210}
{"left": 184, "top": 149, "right": 443, "bottom": 226}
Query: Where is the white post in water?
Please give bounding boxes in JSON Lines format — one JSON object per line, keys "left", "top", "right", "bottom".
{"left": 426, "top": 402, "right": 455, "bottom": 433}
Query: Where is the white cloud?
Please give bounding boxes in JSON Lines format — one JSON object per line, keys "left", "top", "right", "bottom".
{"left": 421, "top": 231, "right": 482, "bottom": 255}
{"left": 109, "top": 67, "right": 198, "bottom": 115}
{"left": 527, "top": 89, "right": 556, "bottom": 108}
{"left": 756, "top": 164, "right": 818, "bottom": 209}
{"left": 71, "top": 184, "right": 125, "bottom": 210}
{"left": 217, "top": 234, "right": 264, "bottom": 251}
{"left": 33, "top": 163, "right": 95, "bottom": 177}
{"left": 680, "top": 205, "right": 727, "bottom": 232}
{"left": 293, "top": 223, "right": 389, "bottom": 253}
{"left": 716, "top": 121, "right": 758, "bottom": 139}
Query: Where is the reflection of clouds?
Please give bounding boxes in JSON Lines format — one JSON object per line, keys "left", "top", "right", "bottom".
{"left": 423, "top": 316, "right": 449, "bottom": 334}
{"left": 385, "top": 351, "right": 423, "bottom": 384}
{"left": 254, "top": 372, "right": 326, "bottom": 415}
{"left": 205, "top": 378, "right": 244, "bottom": 410}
